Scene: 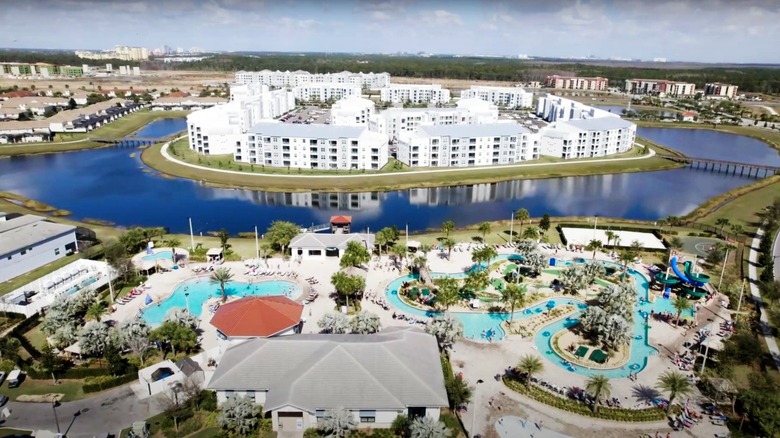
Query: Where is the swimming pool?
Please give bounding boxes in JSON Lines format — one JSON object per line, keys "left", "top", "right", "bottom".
{"left": 141, "top": 278, "right": 301, "bottom": 325}
{"left": 142, "top": 250, "right": 173, "bottom": 262}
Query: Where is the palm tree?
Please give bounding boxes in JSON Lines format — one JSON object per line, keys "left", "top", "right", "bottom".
{"left": 502, "top": 283, "right": 527, "bottom": 324}
{"left": 585, "top": 374, "right": 612, "bottom": 413}
{"left": 166, "top": 236, "right": 181, "bottom": 262}
{"left": 516, "top": 354, "right": 544, "bottom": 388}
{"left": 441, "top": 220, "right": 455, "bottom": 238}
{"left": 668, "top": 236, "right": 684, "bottom": 251}
{"left": 618, "top": 250, "right": 634, "bottom": 270}
{"left": 604, "top": 230, "right": 617, "bottom": 247}
{"left": 210, "top": 267, "right": 234, "bottom": 303}
{"left": 515, "top": 208, "right": 530, "bottom": 236}
{"left": 672, "top": 296, "right": 692, "bottom": 326}
{"left": 389, "top": 244, "right": 407, "bottom": 268}
{"left": 729, "top": 223, "right": 744, "bottom": 238}
{"left": 656, "top": 371, "right": 694, "bottom": 413}
{"left": 409, "top": 416, "right": 448, "bottom": 438}
{"left": 319, "top": 407, "right": 357, "bottom": 437}
{"left": 715, "top": 218, "right": 730, "bottom": 236}
{"left": 85, "top": 301, "right": 107, "bottom": 321}
{"left": 586, "top": 239, "right": 603, "bottom": 261}
{"left": 434, "top": 277, "right": 460, "bottom": 310}
{"left": 419, "top": 243, "right": 434, "bottom": 254}
{"left": 442, "top": 237, "right": 456, "bottom": 260}
{"left": 478, "top": 221, "right": 491, "bottom": 242}
{"left": 522, "top": 226, "right": 539, "bottom": 240}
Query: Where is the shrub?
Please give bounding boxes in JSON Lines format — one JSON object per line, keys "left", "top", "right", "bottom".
{"left": 83, "top": 372, "right": 137, "bottom": 393}
{"left": 199, "top": 390, "right": 218, "bottom": 412}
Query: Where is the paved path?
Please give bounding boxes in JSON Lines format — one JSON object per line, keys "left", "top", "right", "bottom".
{"left": 747, "top": 227, "right": 780, "bottom": 370}
{"left": 773, "top": 226, "right": 780, "bottom": 281}
{"left": 159, "top": 138, "right": 658, "bottom": 180}
{"left": 761, "top": 105, "right": 779, "bottom": 116}
{"left": 1, "top": 385, "right": 164, "bottom": 438}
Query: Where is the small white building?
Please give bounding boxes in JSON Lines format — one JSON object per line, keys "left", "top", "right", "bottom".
{"left": 379, "top": 84, "right": 451, "bottom": 104}
{"left": 535, "top": 94, "right": 617, "bottom": 123}
{"left": 138, "top": 358, "right": 204, "bottom": 397}
{"left": 0, "top": 214, "right": 77, "bottom": 284}
{"left": 150, "top": 96, "right": 227, "bottom": 111}
{"left": 235, "top": 70, "right": 390, "bottom": 88}
{"left": 289, "top": 233, "right": 375, "bottom": 260}
{"left": 293, "top": 84, "right": 361, "bottom": 102}
{"left": 244, "top": 123, "right": 388, "bottom": 170}
{"left": 538, "top": 117, "right": 636, "bottom": 159}
{"left": 330, "top": 96, "right": 375, "bottom": 126}
{"left": 368, "top": 102, "right": 498, "bottom": 142}
{"left": 460, "top": 85, "right": 533, "bottom": 108}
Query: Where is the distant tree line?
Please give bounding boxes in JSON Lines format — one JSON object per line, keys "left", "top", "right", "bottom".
{"left": 167, "top": 54, "right": 780, "bottom": 94}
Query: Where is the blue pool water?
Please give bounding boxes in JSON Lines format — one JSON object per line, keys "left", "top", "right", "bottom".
{"left": 142, "top": 250, "right": 173, "bottom": 262}
{"left": 384, "top": 258, "right": 668, "bottom": 377}
{"left": 141, "top": 278, "right": 301, "bottom": 325}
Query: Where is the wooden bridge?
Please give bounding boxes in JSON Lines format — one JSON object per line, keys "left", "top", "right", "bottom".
{"left": 89, "top": 137, "right": 162, "bottom": 145}
{"left": 658, "top": 154, "right": 780, "bottom": 178}
{"left": 304, "top": 223, "right": 332, "bottom": 233}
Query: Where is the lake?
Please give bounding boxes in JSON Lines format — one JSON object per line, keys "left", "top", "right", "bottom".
{"left": 0, "top": 120, "right": 777, "bottom": 234}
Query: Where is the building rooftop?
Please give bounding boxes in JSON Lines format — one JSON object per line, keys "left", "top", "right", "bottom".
{"left": 290, "top": 232, "right": 375, "bottom": 249}
{"left": 209, "top": 296, "right": 303, "bottom": 338}
{"left": 0, "top": 215, "right": 76, "bottom": 258}
{"left": 418, "top": 123, "right": 530, "bottom": 138}
{"left": 153, "top": 96, "right": 227, "bottom": 104}
{"left": 562, "top": 117, "right": 635, "bottom": 131}
{"left": 249, "top": 122, "right": 366, "bottom": 138}
{"left": 207, "top": 327, "right": 448, "bottom": 412}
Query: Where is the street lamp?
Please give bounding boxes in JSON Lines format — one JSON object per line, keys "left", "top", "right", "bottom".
{"left": 52, "top": 400, "right": 61, "bottom": 434}
{"left": 184, "top": 292, "right": 190, "bottom": 314}
{"left": 471, "top": 379, "right": 484, "bottom": 438}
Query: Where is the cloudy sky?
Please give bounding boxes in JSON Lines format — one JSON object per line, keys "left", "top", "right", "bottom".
{"left": 1, "top": 0, "right": 779, "bottom": 63}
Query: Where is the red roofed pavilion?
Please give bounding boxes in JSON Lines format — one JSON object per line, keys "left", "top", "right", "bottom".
{"left": 210, "top": 296, "right": 303, "bottom": 340}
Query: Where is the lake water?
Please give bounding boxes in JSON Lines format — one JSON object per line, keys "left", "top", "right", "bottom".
{"left": 0, "top": 120, "right": 777, "bottom": 234}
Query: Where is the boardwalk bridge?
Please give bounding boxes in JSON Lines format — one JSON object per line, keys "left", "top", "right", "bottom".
{"left": 90, "top": 137, "right": 163, "bottom": 147}
{"left": 658, "top": 154, "right": 780, "bottom": 178}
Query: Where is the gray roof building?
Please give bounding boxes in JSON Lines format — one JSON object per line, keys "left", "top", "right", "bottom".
{"left": 0, "top": 215, "right": 76, "bottom": 258}
{"left": 419, "top": 123, "right": 531, "bottom": 137}
{"left": 564, "top": 117, "right": 635, "bottom": 130}
{"left": 207, "top": 327, "right": 448, "bottom": 412}
{"left": 289, "top": 232, "right": 375, "bottom": 250}
{"left": 248, "top": 122, "right": 366, "bottom": 139}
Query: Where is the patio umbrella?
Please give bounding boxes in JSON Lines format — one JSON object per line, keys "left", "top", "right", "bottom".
{"left": 502, "top": 264, "right": 518, "bottom": 275}
{"left": 145, "top": 294, "right": 153, "bottom": 305}
{"left": 546, "top": 300, "right": 556, "bottom": 308}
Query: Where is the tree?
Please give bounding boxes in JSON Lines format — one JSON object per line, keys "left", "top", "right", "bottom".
{"left": 426, "top": 314, "right": 464, "bottom": 348}
{"left": 559, "top": 265, "right": 589, "bottom": 294}
{"left": 445, "top": 373, "right": 473, "bottom": 408}
{"left": 442, "top": 237, "right": 456, "bottom": 260}
{"left": 67, "top": 97, "right": 76, "bottom": 109}
{"left": 604, "top": 230, "right": 617, "bottom": 247}
{"left": 265, "top": 220, "right": 300, "bottom": 256}
{"left": 409, "top": 416, "right": 448, "bottom": 438}
{"left": 217, "top": 395, "right": 259, "bottom": 436}
{"left": 151, "top": 321, "right": 198, "bottom": 356}
{"left": 105, "top": 343, "right": 128, "bottom": 376}
{"left": 516, "top": 354, "right": 544, "bottom": 388}
{"left": 318, "top": 407, "right": 357, "bottom": 438}
{"left": 318, "top": 312, "right": 350, "bottom": 334}
{"left": 539, "top": 214, "right": 551, "bottom": 232}
{"left": 618, "top": 250, "right": 634, "bottom": 270}
{"left": 716, "top": 218, "right": 730, "bottom": 236}
{"left": 515, "top": 239, "right": 537, "bottom": 257}
{"left": 515, "top": 208, "right": 530, "bottom": 236}
{"left": 585, "top": 374, "right": 611, "bottom": 413}
{"left": 478, "top": 221, "right": 491, "bottom": 241}
{"left": 165, "top": 308, "right": 199, "bottom": 330}
{"left": 441, "top": 220, "right": 455, "bottom": 237}
{"left": 524, "top": 251, "right": 547, "bottom": 276}
{"left": 216, "top": 228, "right": 231, "bottom": 252}
{"left": 78, "top": 320, "right": 110, "bottom": 360}
{"left": 350, "top": 311, "right": 381, "bottom": 334}
{"left": 672, "top": 296, "right": 692, "bottom": 326}
{"left": 410, "top": 254, "right": 428, "bottom": 275}
{"left": 85, "top": 301, "right": 107, "bottom": 321}
{"left": 39, "top": 344, "right": 64, "bottom": 384}
{"left": 389, "top": 244, "right": 408, "bottom": 268}
{"left": 330, "top": 271, "right": 365, "bottom": 306}
{"left": 339, "top": 240, "right": 371, "bottom": 269}
{"left": 0, "top": 336, "right": 21, "bottom": 364}
{"left": 522, "top": 226, "right": 539, "bottom": 240}
{"left": 729, "top": 223, "right": 744, "bottom": 237}
{"left": 502, "top": 283, "right": 527, "bottom": 324}
{"left": 211, "top": 267, "right": 234, "bottom": 303}
{"left": 375, "top": 227, "right": 396, "bottom": 254}
{"left": 166, "top": 236, "right": 181, "bottom": 262}
{"left": 471, "top": 245, "right": 497, "bottom": 270}
{"left": 159, "top": 386, "right": 189, "bottom": 432}
{"left": 586, "top": 239, "right": 603, "bottom": 261}
{"left": 464, "top": 269, "right": 489, "bottom": 292}
{"left": 656, "top": 371, "right": 694, "bottom": 413}
{"left": 434, "top": 277, "right": 460, "bottom": 310}
{"left": 118, "top": 318, "right": 151, "bottom": 366}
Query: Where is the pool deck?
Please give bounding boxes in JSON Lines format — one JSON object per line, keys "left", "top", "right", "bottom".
{"left": 111, "top": 243, "right": 731, "bottom": 437}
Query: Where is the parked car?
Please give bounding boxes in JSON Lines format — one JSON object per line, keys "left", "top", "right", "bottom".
{"left": 0, "top": 371, "right": 6, "bottom": 386}
{"left": 7, "top": 369, "right": 22, "bottom": 388}
{"left": 0, "top": 394, "right": 8, "bottom": 407}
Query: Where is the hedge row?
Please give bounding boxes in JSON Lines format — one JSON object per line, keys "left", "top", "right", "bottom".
{"left": 503, "top": 376, "right": 666, "bottom": 422}
{"left": 9, "top": 315, "right": 42, "bottom": 360}
{"left": 25, "top": 365, "right": 137, "bottom": 380}
{"left": 83, "top": 372, "right": 137, "bottom": 393}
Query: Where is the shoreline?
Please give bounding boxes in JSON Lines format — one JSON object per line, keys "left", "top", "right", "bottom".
{"left": 634, "top": 120, "right": 780, "bottom": 154}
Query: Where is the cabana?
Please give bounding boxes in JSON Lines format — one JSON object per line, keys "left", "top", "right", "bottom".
{"left": 589, "top": 349, "right": 609, "bottom": 364}
{"left": 207, "top": 248, "right": 224, "bottom": 263}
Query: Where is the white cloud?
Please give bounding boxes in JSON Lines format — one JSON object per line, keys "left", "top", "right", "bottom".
{"left": 420, "top": 9, "right": 463, "bottom": 27}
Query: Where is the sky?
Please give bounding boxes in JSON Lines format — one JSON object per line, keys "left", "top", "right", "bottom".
{"left": 1, "top": 0, "right": 779, "bottom": 63}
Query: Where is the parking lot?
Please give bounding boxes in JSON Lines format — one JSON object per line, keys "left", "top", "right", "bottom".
{"left": 280, "top": 106, "right": 331, "bottom": 124}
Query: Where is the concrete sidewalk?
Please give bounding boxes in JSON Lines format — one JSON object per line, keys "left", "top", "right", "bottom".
{"left": 747, "top": 227, "right": 780, "bottom": 370}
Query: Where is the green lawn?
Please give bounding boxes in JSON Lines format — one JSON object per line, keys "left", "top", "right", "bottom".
{"left": 23, "top": 325, "right": 48, "bottom": 351}
{"left": 0, "top": 429, "right": 33, "bottom": 437}
{"left": 1, "top": 378, "right": 84, "bottom": 402}
{"left": 0, "top": 253, "right": 82, "bottom": 297}
{"left": 688, "top": 175, "right": 780, "bottom": 234}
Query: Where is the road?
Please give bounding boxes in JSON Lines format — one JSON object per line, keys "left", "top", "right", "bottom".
{"left": 774, "top": 226, "right": 780, "bottom": 282}
{"left": 1, "top": 385, "right": 164, "bottom": 437}
{"left": 762, "top": 105, "right": 779, "bottom": 116}
{"left": 748, "top": 227, "right": 780, "bottom": 370}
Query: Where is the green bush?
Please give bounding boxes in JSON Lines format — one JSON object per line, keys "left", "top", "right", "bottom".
{"left": 199, "top": 390, "right": 218, "bottom": 412}
{"left": 83, "top": 372, "right": 137, "bottom": 393}
{"left": 303, "top": 429, "right": 322, "bottom": 438}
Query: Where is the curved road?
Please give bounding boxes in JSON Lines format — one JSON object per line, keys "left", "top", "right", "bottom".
{"left": 1, "top": 386, "right": 163, "bottom": 437}
{"left": 748, "top": 227, "right": 780, "bottom": 370}
{"left": 159, "top": 138, "right": 658, "bottom": 180}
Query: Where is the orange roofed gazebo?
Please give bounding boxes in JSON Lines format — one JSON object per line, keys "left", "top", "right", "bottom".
{"left": 209, "top": 296, "right": 304, "bottom": 340}
{"left": 330, "top": 215, "right": 352, "bottom": 233}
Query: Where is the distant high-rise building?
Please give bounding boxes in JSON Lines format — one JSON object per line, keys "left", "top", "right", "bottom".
{"left": 106, "top": 64, "right": 113, "bottom": 72}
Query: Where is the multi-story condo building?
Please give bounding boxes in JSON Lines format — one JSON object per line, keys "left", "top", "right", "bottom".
{"left": 538, "top": 117, "right": 636, "bottom": 159}
{"left": 0, "top": 63, "right": 81, "bottom": 78}
{"left": 75, "top": 46, "right": 149, "bottom": 61}
{"left": 187, "top": 84, "right": 294, "bottom": 155}
{"left": 460, "top": 86, "right": 533, "bottom": 108}
{"left": 368, "top": 98, "right": 498, "bottom": 141}
{"left": 293, "top": 84, "right": 361, "bottom": 102}
{"left": 704, "top": 83, "right": 739, "bottom": 99}
{"left": 545, "top": 75, "right": 608, "bottom": 91}
{"left": 379, "top": 84, "right": 451, "bottom": 104}
{"left": 243, "top": 123, "right": 388, "bottom": 170}
{"left": 535, "top": 94, "right": 615, "bottom": 123}
{"left": 624, "top": 79, "right": 697, "bottom": 96}
{"left": 331, "top": 96, "right": 375, "bottom": 126}
{"left": 396, "top": 123, "right": 539, "bottom": 167}
{"left": 235, "top": 70, "right": 391, "bottom": 88}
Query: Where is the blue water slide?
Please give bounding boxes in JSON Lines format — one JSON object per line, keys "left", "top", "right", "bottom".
{"left": 670, "top": 256, "right": 704, "bottom": 287}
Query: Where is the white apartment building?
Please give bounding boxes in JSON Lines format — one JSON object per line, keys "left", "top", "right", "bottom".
{"left": 397, "top": 123, "right": 539, "bottom": 168}
{"left": 187, "top": 84, "right": 295, "bottom": 155}
{"left": 545, "top": 75, "right": 608, "bottom": 91}
{"left": 235, "top": 70, "right": 391, "bottom": 88}
{"left": 624, "top": 79, "right": 697, "bottom": 97}
{"left": 536, "top": 94, "right": 616, "bottom": 123}
{"left": 460, "top": 86, "right": 533, "bottom": 108}
{"left": 244, "top": 123, "right": 388, "bottom": 170}
{"left": 368, "top": 99, "right": 498, "bottom": 141}
{"left": 331, "top": 96, "right": 375, "bottom": 126}
{"left": 293, "top": 84, "right": 361, "bottom": 102}
{"left": 379, "top": 84, "right": 451, "bottom": 104}
{"left": 538, "top": 117, "right": 636, "bottom": 159}
{"left": 704, "top": 83, "right": 739, "bottom": 99}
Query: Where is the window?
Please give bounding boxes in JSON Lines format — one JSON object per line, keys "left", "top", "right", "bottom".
{"left": 359, "top": 411, "right": 376, "bottom": 423}
{"left": 315, "top": 410, "right": 325, "bottom": 421}
{"left": 224, "top": 390, "right": 235, "bottom": 399}
{"left": 246, "top": 390, "right": 255, "bottom": 400}
{"left": 54, "top": 248, "right": 60, "bottom": 256}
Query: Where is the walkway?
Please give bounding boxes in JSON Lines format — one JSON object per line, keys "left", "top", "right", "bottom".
{"left": 773, "top": 226, "right": 780, "bottom": 281}
{"left": 159, "top": 139, "right": 658, "bottom": 180}
{"left": 761, "top": 105, "right": 778, "bottom": 116}
{"left": 747, "top": 227, "right": 780, "bottom": 370}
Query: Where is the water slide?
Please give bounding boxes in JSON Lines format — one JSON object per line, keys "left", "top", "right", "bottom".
{"left": 670, "top": 256, "right": 705, "bottom": 287}
{"left": 684, "top": 261, "right": 711, "bottom": 285}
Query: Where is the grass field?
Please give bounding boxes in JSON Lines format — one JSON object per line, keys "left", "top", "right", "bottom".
{"left": 0, "top": 110, "right": 189, "bottom": 156}
{"left": 0, "top": 429, "right": 32, "bottom": 437}
{"left": 144, "top": 140, "right": 681, "bottom": 192}
{"left": 686, "top": 175, "right": 780, "bottom": 234}
{"left": 2, "top": 378, "right": 84, "bottom": 402}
